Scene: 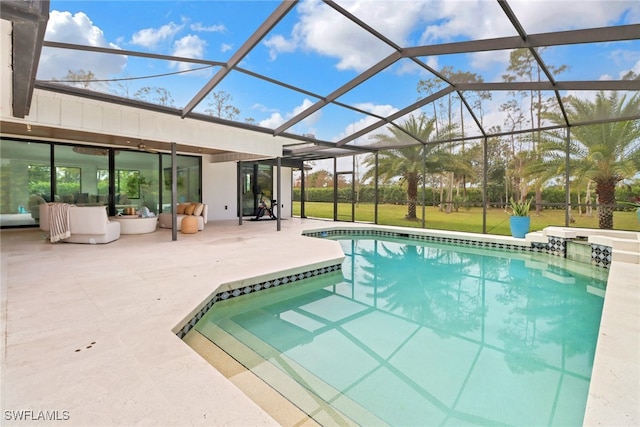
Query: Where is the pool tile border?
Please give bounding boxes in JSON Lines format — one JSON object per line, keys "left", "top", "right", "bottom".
{"left": 304, "top": 228, "right": 545, "bottom": 253}
{"left": 176, "top": 264, "right": 342, "bottom": 338}
{"left": 305, "top": 228, "right": 612, "bottom": 268}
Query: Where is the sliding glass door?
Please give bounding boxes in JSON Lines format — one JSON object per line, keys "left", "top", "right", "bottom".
{"left": 240, "top": 163, "right": 273, "bottom": 217}
{"left": 0, "top": 138, "right": 202, "bottom": 227}
{"left": 0, "top": 139, "right": 51, "bottom": 227}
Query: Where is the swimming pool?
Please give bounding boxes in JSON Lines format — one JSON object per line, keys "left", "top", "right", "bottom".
{"left": 194, "top": 236, "right": 607, "bottom": 426}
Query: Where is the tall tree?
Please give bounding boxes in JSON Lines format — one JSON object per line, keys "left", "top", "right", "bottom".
{"left": 362, "top": 114, "right": 449, "bottom": 219}
{"left": 543, "top": 91, "right": 640, "bottom": 229}
{"left": 306, "top": 170, "right": 333, "bottom": 188}
{"left": 503, "top": 48, "right": 567, "bottom": 213}
{"left": 133, "top": 87, "right": 175, "bottom": 107}
{"left": 418, "top": 67, "right": 490, "bottom": 211}
{"left": 205, "top": 90, "right": 240, "bottom": 120}
{"left": 53, "top": 69, "right": 105, "bottom": 91}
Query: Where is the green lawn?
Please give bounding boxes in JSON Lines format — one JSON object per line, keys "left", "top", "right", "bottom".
{"left": 293, "top": 202, "right": 640, "bottom": 235}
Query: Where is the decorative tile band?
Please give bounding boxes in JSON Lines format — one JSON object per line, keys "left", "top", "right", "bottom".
{"left": 592, "top": 244, "right": 612, "bottom": 269}
{"left": 304, "top": 228, "right": 613, "bottom": 268}
{"left": 176, "top": 263, "right": 342, "bottom": 339}
{"left": 304, "top": 229, "right": 537, "bottom": 253}
{"left": 547, "top": 236, "right": 568, "bottom": 258}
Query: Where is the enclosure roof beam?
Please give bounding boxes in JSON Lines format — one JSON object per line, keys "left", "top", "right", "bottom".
{"left": 403, "top": 24, "right": 640, "bottom": 58}
{"left": 336, "top": 86, "right": 456, "bottom": 147}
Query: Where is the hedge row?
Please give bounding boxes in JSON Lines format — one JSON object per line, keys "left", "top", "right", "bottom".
{"left": 294, "top": 185, "right": 640, "bottom": 208}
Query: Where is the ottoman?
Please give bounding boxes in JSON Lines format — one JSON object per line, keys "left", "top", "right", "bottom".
{"left": 181, "top": 215, "right": 198, "bottom": 234}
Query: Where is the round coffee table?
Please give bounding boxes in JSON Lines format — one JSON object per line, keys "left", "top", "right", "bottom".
{"left": 111, "top": 216, "right": 158, "bottom": 234}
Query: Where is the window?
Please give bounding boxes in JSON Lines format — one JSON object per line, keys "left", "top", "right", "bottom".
{"left": 116, "top": 169, "right": 141, "bottom": 200}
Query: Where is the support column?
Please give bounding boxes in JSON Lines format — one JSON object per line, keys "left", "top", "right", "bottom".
{"left": 565, "top": 128, "right": 571, "bottom": 226}
{"left": 482, "top": 136, "right": 488, "bottom": 234}
{"left": 277, "top": 157, "right": 281, "bottom": 231}
{"left": 238, "top": 161, "right": 243, "bottom": 226}
{"left": 171, "top": 142, "right": 177, "bottom": 241}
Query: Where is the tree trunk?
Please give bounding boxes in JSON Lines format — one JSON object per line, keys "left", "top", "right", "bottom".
{"left": 406, "top": 173, "right": 418, "bottom": 219}
{"left": 577, "top": 191, "right": 582, "bottom": 216}
{"left": 446, "top": 172, "right": 453, "bottom": 214}
{"left": 596, "top": 177, "right": 617, "bottom": 229}
{"left": 586, "top": 181, "right": 593, "bottom": 217}
{"left": 439, "top": 176, "right": 445, "bottom": 212}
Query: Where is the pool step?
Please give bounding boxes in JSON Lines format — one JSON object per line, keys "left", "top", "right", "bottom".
{"left": 610, "top": 238, "right": 640, "bottom": 252}
{"left": 612, "top": 249, "right": 640, "bottom": 264}
{"left": 590, "top": 235, "right": 640, "bottom": 265}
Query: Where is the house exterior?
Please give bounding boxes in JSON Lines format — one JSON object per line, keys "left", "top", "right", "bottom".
{"left": 1, "top": 18, "right": 298, "bottom": 227}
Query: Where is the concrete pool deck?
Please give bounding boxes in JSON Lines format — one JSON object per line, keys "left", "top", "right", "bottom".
{"left": 1, "top": 219, "right": 638, "bottom": 426}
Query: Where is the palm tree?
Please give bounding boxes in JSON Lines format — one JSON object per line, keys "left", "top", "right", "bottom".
{"left": 543, "top": 91, "right": 640, "bottom": 229}
{"left": 362, "top": 114, "right": 451, "bottom": 219}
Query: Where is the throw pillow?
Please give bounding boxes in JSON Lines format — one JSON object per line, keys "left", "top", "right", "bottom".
{"left": 185, "top": 203, "right": 196, "bottom": 215}
{"left": 193, "top": 203, "right": 204, "bottom": 216}
{"left": 177, "top": 203, "right": 188, "bottom": 214}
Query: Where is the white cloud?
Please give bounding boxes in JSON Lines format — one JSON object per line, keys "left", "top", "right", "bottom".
{"left": 419, "top": 1, "right": 638, "bottom": 45}
{"left": 608, "top": 49, "right": 640, "bottom": 79}
{"left": 263, "top": 0, "right": 638, "bottom": 77}
{"left": 331, "top": 103, "right": 399, "bottom": 142}
{"left": 258, "top": 112, "right": 286, "bottom": 129}
{"left": 170, "top": 35, "right": 208, "bottom": 72}
{"left": 508, "top": 0, "right": 640, "bottom": 33}
{"left": 353, "top": 103, "right": 399, "bottom": 118}
{"left": 293, "top": 99, "right": 321, "bottom": 126}
{"left": 419, "top": 1, "right": 640, "bottom": 71}
{"left": 173, "top": 35, "right": 206, "bottom": 58}
{"left": 263, "top": 34, "right": 297, "bottom": 61}
{"left": 251, "top": 103, "right": 279, "bottom": 113}
{"left": 420, "top": 1, "right": 514, "bottom": 45}
{"left": 190, "top": 23, "right": 226, "bottom": 33}
{"left": 221, "top": 43, "right": 233, "bottom": 53}
{"left": 39, "top": 10, "right": 126, "bottom": 80}
{"left": 627, "top": 59, "right": 640, "bottom": 77}
{"left": 265, "top": 0, "right": 411, "bottom": 71}
{"left": 130, "top": 22, "right": 183, "bottom": 48}
{"left": 258, "top": 98, "right": 321, "bottom": 129}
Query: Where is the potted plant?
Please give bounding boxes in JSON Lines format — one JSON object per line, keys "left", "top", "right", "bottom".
{"left": 509, "top": 196, "right": 532, "bottom": 238}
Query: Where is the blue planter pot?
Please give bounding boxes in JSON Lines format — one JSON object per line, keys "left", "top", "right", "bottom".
{"left": 510, "top": 216, "right": 530, "bottom": 238}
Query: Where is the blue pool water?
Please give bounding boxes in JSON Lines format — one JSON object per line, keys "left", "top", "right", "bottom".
{"left": 195, "top": 237, "right": 606, "bottom": 426}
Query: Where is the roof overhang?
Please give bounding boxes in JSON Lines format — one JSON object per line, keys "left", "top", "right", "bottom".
{"left": 0, "top": 0, "right": 49, "bottom": 118}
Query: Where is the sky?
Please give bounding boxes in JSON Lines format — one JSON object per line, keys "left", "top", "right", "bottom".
{"left": 39, "top": 0, "right": 640, "bottom": 149}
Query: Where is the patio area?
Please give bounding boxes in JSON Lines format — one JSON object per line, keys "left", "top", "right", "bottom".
{"left": 1, "top": 219, "right": 638, "bottom": 426}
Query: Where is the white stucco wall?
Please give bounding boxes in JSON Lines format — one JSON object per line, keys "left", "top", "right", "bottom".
{"left": 11, "top": 90, "right": 284, "bottom": 158}
{"left": 273, "top": 166, "right": 293, "bottom": 219}
{"left": 202, "top": 161, "right": 238, "bottom": 221}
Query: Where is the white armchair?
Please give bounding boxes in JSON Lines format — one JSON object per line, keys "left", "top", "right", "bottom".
{"left": 40, "top": 204, "right": 120, "bottom": 244}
